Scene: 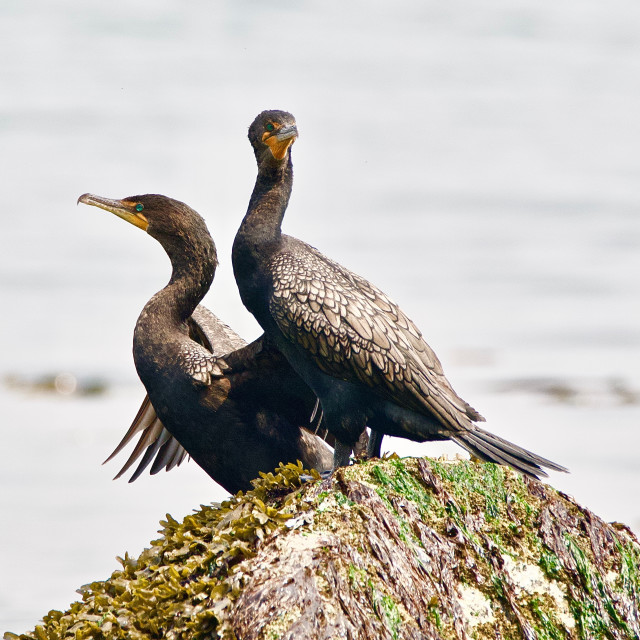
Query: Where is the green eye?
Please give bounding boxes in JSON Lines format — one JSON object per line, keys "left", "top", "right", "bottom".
{"left": 135, "top": 203, "right": 144, "bottom": 212}
{"left": 266, "top": 123, "right": 275, "bottom": 132}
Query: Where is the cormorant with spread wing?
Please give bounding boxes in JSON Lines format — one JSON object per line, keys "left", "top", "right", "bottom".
{"left": 79, "top": 193, "right": 332, "bottom": 493}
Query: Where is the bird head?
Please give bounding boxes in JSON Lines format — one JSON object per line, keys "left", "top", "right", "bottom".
{"left": 77, "top": 193, "right": 207, "bottom": 241}
{"left": 248, "top": 110, "right": 298, "bottom": 167}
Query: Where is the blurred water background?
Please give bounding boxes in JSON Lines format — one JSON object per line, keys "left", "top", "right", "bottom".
{"left": 2, "top": 0, "right": 640, "bottom": 632}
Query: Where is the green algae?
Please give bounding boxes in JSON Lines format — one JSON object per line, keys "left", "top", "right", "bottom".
{"left": 539, "top": 548, "right": 563, "bottom": 580}
{"left": 429, "top": 458, "right": 536, "bottom": 527}
{"left": 369, "top": 465, "right": 425, "bottom": 546}
{"left": 333, "top": 490, "right": 355, "bottom": 508}
{"left": 562, "top": 533, "right": 637, "bottom": 639}
{"left": 6, "top": 457, "right": 640, "bottom": 640}
{"left": 378, "top": 595, "right": 402, "bottom": 640}
{"left": 348, "top": 457, "right": 638, "bottom": 638}
{"left": 618, "top": 537, "right": 640, "bottom": 599}
{"left": 530, "top": 597, "right": 566, "bottom": 640}
{"left": 372, "top": 459, "right": 434, "bottom": 519}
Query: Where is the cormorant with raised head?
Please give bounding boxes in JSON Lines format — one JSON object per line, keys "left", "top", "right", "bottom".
{"left": 79, "top": 193, "right": 332, "bottom": 493}
{"left": 232, "top": 110, "right": 567, "bottom": 479}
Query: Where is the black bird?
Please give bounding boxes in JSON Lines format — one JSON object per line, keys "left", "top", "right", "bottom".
{"left": 79, "top": 193, "right": 332, "bottom": 493}
{"left": 102, "top": 305, "right": 268, "bottom": 482}
{"left": 232, "top": 110, "right": 568, "bottom": 478}
{"left": 106, "top": 305, "right": 339, "bottom": 482}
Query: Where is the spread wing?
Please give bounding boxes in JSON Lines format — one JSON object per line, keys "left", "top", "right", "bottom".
{"left": 104, "top": 395, "right": 189, "bottom": 482}
{"left": 268, "top": 241, "right": 484, "bottom": 433}
{"left": 106, "top": 306, "right": 245, "bottom": 482}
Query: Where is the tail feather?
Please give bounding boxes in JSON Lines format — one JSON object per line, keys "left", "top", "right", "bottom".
{"left": 453, "top": 426, "right": 568, "bottom": 480}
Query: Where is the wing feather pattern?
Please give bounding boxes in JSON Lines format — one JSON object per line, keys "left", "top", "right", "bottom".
{"left": 268, "top": 240, "right": 485, "bottom": 434}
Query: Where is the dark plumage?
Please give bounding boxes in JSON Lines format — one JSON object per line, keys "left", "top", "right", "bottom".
{"left": 232, "top": 110, "right": 568, "bottom": 478}
{"left": 78, "top": 193, "right": 332, "bottom": 493}
{"left": 104, "top": 305, "right": 266, "bottom": 482}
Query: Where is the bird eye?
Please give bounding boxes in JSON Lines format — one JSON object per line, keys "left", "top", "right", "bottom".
{"left": 266, "top": 123, "right": 275, "bottom": 132}
{"left": 135, "top": 203, "right": 144, "bottom": 212}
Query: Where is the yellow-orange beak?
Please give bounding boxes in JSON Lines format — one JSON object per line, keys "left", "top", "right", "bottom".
{"left": 78, "top": 193, "right": 149, "bottom": 231}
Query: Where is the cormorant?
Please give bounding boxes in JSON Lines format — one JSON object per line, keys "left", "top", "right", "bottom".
{"left": 104, "top": 305, "right": 259, "bottom": 481}
{"left": 106, "top": 305, "right": 336, "bottom": 482}
{"left": 79, "top": 193, "right": 332, "bottom": 493}
{"left": 232, "top": 110, "right": 568, "bottom": 479}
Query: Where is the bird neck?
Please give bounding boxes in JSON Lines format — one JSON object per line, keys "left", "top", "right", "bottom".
{"left": 232, "top": 157, "right": 293, "bottom": 320}
{"left": 239, "top": 158, "right": 293, "bottom": 249}
{"left": 141, "top": 233, "right": 217, "bottom": 331}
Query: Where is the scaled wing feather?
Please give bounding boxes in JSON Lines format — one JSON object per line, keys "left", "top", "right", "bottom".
{"left": 268, "top": 240, "right": 485, "bottom": 433}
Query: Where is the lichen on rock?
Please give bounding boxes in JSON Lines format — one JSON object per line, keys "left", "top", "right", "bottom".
{"left": 5, "top": 457, "right": 640, "bottom": 640}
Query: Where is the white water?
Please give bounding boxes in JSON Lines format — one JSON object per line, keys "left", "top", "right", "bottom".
{"left": 1, "top": 0, "right": 639, "bottom": 632}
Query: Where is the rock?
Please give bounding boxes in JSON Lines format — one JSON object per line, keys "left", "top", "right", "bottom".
{"left": 5, "top": 457, "right": 640, "bottom": 639}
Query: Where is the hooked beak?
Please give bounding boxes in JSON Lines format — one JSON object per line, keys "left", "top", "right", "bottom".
{"left": 78, "top": 193, "right": 149, "bottom": 231}
{"left": 275, "top": 124, "right": 298, "bottom": 142}
{"left": 264, "top": 124, "right": 298, "bottom": 160}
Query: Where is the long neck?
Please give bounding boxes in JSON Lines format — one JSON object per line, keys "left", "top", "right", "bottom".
{"left": 137, "top": 231, "right": 217, "bottom": 341}
{"left": 238, "top": 159, "right": 293, "bottom": 250}
{"left": 232, "top": 157, "right": 293, "bottom": 319}
{"left": 164, "top": 233, "right": 216, "bottom": 323}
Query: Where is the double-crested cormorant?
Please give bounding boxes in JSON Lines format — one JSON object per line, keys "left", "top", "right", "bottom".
{"left": 107, "top": 305, "right": 337, "bottom": 482}
{"left": 232, "top": 110, "right": 568, "bottom": 479}
{"left": 78, "top": 193, "right": 332, "bottom": 493}
{"left": 103, "top": 305, "right": 252, "bottom": 481}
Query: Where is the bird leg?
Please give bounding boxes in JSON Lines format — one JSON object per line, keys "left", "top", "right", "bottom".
{"left": 366, "top": 429, "right": 384, "bottom": 459}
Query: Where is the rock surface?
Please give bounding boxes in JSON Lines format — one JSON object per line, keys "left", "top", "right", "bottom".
{"left": 5, "top": 457, "right": 640, "bottom": 639}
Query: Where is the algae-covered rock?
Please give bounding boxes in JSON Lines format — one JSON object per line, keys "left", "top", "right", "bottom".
{"left": 5, "top": 458, "right": 640, "bottom": 639}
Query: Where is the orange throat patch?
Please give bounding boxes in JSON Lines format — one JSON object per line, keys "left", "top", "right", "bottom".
{"left": 263, "top": 133, "right": 296, "bottom": 160}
